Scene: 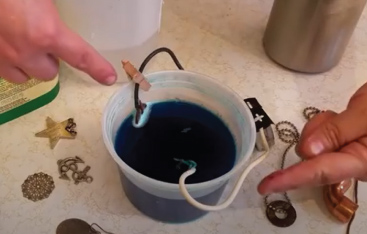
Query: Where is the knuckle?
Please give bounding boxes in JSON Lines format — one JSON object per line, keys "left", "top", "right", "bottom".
{"left": 28, "top": 25, "right": 58, "bottom": 48}
{"left": 319, "top": 171, "right": 331, "bottom": 185}
{"left": 0, "top": 69, "right": 28, "bottom": 84}
{"left": 40, "top": 67, "right": 59, "bottom": 80}
{"left": 358, "top": 137, "right": 367, "bottom": 148}
{"left": 342, "top": 140, "right": 367, "bottom": 163}
{"left": 73, "top": 51, "right": 91, "bottom": 71}
{"left": 340, "top": 140, "right": 367, "bottom": 179}
{"left": 322, "top": 122, "right": 343, "bottom": 149}
{"left": 360, "top": 109, "right": 367, "bottom": 133}
{"left": 35, "top": 59, "right": 59, "bottom": 80}
{"left": 314, "top": 169, "right": 332, "bottom": 185}
{"left": 0, "top": 47, "right": 20, "bottom": 64}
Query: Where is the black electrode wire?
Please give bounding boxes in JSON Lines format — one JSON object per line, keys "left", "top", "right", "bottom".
{"left": 138, "top": 47, "right": 184, "bottom": 73}
{"left": 134, "top": 47, "right": 185, "bottom": 111}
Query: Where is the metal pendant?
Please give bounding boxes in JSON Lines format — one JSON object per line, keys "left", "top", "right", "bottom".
{"left": 35, "top": 117, "right": 77, "bottom": 149}
{"left": 22, "top": 172, "right": 55, "bottom": 202}
{"left": 56, "top": 218, "right": 114, "bottom": 234}
{"left": 266, "top": 200, "right": 297, "bottom": 227}
{"left": 57, "top": 156, "right": 93, "bottom": 184}
{"left": 56, "top": 218, "right": 92, "bottom": 234}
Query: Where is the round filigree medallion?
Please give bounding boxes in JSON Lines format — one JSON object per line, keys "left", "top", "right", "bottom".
{"left": 21, "top": 172, "right": 55, "bottom": 201}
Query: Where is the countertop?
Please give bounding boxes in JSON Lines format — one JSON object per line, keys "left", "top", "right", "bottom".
{"left": 1, "top": 1, "right": 367, "bottom": 233}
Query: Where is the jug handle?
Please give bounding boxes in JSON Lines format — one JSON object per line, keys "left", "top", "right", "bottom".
{"left": 178, "top": 128, "right": 270, "bottom": 211}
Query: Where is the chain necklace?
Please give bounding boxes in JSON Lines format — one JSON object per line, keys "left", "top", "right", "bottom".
{"left": 264, "top": 107, "right": 321, "bottom": 227}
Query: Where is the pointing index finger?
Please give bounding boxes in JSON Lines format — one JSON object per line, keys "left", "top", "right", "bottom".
{"left": 257, "top": 152, "right": 363, "bottom": 195}
{"left": 51, "top": 25, "right": 117, "bottom": 85}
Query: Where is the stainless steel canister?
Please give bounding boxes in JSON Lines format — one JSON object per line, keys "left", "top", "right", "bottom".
{"left": 263, "top": 0, "right": 367, "bottom": 73}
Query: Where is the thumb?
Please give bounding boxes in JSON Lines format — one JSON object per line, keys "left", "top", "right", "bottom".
{"left": 296, "top": 110, "right": 337, "bottom": 159}
{"left": 51, "top": 25, "right": 117, "bottom": 85}
{"left": 298, "top": 107, "right": 367, "bottom": 157}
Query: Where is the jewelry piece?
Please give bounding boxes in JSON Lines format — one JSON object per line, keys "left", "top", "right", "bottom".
{"left": 266, "top": 200, "right": 297, "bottom": 227}
{"left": 57, "top": 156, "right": 93, "bottom": 184}
{"left": 65, "top": 118, "right": 77, "bottom": 136}
{"left": 72, "top": 166, "right": 93, "bottom": 185}
{"left": 56, "top": 218, "right": 114, "bottom": 234}
{"left": 57, "top": 156, "right": 84, "bottom": 180}
{"left": 35, "top": 117, "right": 77, "bottom": 149}
{"left": 264, "top": 116, "right": 302, "bottom": 227}
{"left": 264, "top": 106, "right": 325, "bottom": 227}
{"left": 22, "top": 172, "right": 55, "bottom": 202}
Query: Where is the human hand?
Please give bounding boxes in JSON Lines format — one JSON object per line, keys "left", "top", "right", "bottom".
{"left": 0, "top": 0, "right": 116, "bottom": 85}
{"left": 258, "top": 83, "right": 367, "bottom": 195}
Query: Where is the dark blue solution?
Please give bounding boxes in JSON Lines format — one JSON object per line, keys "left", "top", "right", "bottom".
{"left": 114, "top": 100, "right": 236, "bottom": 223}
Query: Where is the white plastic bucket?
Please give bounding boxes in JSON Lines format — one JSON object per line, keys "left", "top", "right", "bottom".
{"left": 54, "top": 0, "right": 163, "bottom": 82}
{"left": 102, "top": 70, "right": 256, "bottom": 223}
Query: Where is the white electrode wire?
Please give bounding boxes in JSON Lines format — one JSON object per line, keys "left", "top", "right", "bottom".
{"left": 179, "top": 128, "right": 270, "bottom": 211}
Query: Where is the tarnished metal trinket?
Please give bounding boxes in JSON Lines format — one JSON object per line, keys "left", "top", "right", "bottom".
{"left": 21, "top": 172, "right": 55, "bottom": 202}
{"left": 266, "top": 200, "right": 297, "bottom": 227}
{"left": 56, "top": 218, "right": 114, "bottom": 234}
{"left": 35, "top": 117, "right": 77, "bottom": 149}
{"left": 72, "top": 166, "right": 93, "bottom": 185}
{"left": 57, "top": 156, "right": 84, "bottom": 180}
{"left": 57, "top": 156, "right": 93, "bottom": 184}
{"left": 65, "top": 118, "right": 77, "bottom": 136}
{"left": 56, "top": 218, "right": 92, "bottom": 234}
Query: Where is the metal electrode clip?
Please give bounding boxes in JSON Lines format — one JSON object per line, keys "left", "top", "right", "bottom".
{"left": 244, "top": 98, "right": 275, "bottom": 151}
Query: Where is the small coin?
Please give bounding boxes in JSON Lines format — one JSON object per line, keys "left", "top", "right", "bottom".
{"left": 56, "top": 218, "right": 92, "bottom": 234}
{"left": 266, "top": 200, "right": 297, "bottom": 228}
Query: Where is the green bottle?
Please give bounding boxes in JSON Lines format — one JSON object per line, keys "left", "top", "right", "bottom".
{"left": 0, "top": 75, "right": 60, "bottom": 125}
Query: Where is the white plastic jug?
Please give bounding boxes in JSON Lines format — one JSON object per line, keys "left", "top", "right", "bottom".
{"left": 54, "top": 0, "right": 163, "bottom": 82}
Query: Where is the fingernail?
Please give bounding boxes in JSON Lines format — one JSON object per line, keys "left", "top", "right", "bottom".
{"left": 105, "top": 75, "right": 117, "bottom": 85}
{"left": 309, "top": 140, "right": 325, "bottom": 155}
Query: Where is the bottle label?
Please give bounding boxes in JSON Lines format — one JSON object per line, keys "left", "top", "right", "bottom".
{"left": 0, "top": 76, "right": 59, "bottom": 124}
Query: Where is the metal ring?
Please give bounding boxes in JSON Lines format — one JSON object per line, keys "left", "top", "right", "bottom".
{"left": 266, "top": 200, "right": 297, "bottom": 227}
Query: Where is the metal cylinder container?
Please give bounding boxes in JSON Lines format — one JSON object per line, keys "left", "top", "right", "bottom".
{"left": 263, "top": 0, "right": 367, "bottom": 73}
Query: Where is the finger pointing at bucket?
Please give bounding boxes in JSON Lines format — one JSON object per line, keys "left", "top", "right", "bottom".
{"left": 257, "top": 150, "right": 365, "bottom": 195}
{"left": 52, "top": 25, "right": 117, "bottom": 85}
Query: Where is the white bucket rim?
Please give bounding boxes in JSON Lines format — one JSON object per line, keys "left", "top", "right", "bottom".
{"left": 102, "top": 70, "right": 256, "bottom": 191}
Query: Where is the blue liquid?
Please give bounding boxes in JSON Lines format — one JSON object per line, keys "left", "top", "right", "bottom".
{"left": 114, "top": 100, "right": 236, "bottom": 223}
